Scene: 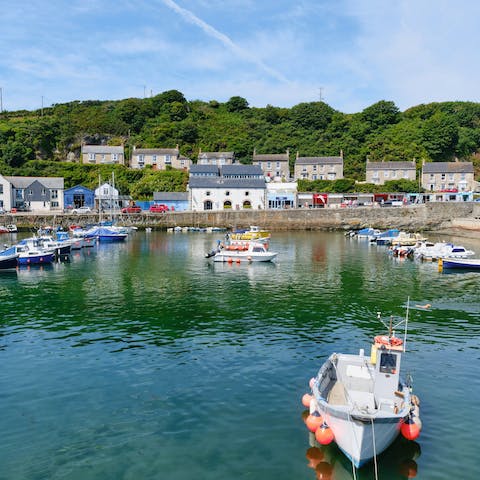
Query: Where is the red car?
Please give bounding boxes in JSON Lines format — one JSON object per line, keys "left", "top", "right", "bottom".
{"left": 149, "top": 204, "right": 169, "bottom": 213}
{"left": 121, "top": 205, "right": 142, "bottom": 214}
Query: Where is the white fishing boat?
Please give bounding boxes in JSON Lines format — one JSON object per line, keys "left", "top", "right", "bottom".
{"left": 206, "top": 241, "right": 277, "bottom": 263}
{"left": 302, "top": 306, "right": 421, "bottom": 468}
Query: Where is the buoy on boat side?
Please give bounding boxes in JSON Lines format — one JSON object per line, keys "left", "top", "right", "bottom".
{"left": 401, "top": 418, "right": 421, "bottom": 441}
{"left": 302, "top": 393, "right": 313, "bottom": 408}
{"left": 315, "top": 423, "right": 334, "bottom": 445}
{"left": 306, "top": 412, "right": 324, "bottom": 432}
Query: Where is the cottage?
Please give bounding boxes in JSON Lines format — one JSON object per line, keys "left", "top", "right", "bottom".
{"left": 188, "top": 164, "right": 265, "bottom": 211}
{"left": 294, "top": 152, "right": 344, "bottom": 181}
{"left": 197, "top": 150, "right": 235, "bottom": 165}
{"left": 81, "top": 144, "right": 125, "bottom": 165}
{"left": 64, "top": 185, "right": 95, "bottom": 210}
{"left": 130, "top": 145, "right": 191, "bottom": 170}
{"left": 252, "top": 149, "right": 290, "bottom": 181}
{"left": 365, "top": 160, "right": 416, "bottom": 185}
{"left": 421, "top": 161, "right": 475, "bottom": 193}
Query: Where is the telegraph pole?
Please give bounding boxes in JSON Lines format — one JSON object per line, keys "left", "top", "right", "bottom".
{"left": 0, "top": 87, "right": 3, "bottom": 113}
{"left": 319, "top": 87, "right": 324, "bottom": 103}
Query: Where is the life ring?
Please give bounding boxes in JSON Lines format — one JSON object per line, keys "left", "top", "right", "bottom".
{"left": 375, "top": 335, "right": 403, "bottom": 346}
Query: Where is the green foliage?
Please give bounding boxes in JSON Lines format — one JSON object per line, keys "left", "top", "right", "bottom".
{"left": 1, "top": 91, "right": 480, "bottom": 197}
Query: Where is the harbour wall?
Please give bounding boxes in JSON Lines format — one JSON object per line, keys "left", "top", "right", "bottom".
{"left": 6, "top": 202, "right": 480, "bottom": 232}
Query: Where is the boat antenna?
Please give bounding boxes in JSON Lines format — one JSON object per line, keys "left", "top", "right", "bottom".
{"left": 403, "top": 297, "right": 410, "bottom": 352}
{"left": 377, "top": 311, "right": 389, "bottom": 331}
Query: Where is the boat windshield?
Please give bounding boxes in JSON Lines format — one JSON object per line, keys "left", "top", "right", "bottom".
{"left": 379, "top": 352, "right": 397, "bottom": 374}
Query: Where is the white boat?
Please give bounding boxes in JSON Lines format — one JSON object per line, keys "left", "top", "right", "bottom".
{"left": 391, "top": 232, "right": 427, "bottom": 246}
{"left": 414, "top": 242, "right": 475, "bottom": 261}
{"left": 304, "top": 308, "right": 421, "bottom": 468}
{"left": 206, "top": 241, "right": 277, "bottom": 263}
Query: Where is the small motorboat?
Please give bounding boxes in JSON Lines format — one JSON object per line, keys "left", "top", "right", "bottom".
{"left": 206, "top": 241, "right": 277, "bottom": 263}
{"left": 302, "top": 307, "right": 421, "bottom": 468}
{"left": 438, "top": 257, "right": 480, "bottom": 271}
{"left": 0, "top": 246, "right": 20, "bottom": 270}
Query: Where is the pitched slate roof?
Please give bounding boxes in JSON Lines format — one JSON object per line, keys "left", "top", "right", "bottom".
{"left": 188, "top": 177, "right": 266, "bottom": 189}
{"left": 5, "top": 176, "right": 64, "bottom": 189}
{"left": 190, "top": 165, "right": 219, "bottom": 175}
{"left": 81, "top": 145, "right": 124, "bottom": 154}
{"left": 221, "top": 164, "right": 263, "bottom": 176}
{"left": 296, "top": 156, "right": 343, "bottom": 165}
{"left": 253, "top": 153, "right": 289, "bottom": 162}
{"left": 422, "top": 162, "right": 474, "bottom": 174}
{"left": 366, "top": 161, "right": 416, "bottom": 170}
{"left": 153, "top": 192, "right": 189, "bottom": 201}
{"left": 198, "top": 151, "right": 234, "bottom": 159}
{"left": 133, "top": 147, "right": 179, "bottom": 155}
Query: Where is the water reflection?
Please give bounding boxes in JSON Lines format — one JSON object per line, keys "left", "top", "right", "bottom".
{"left": 305, "top": 431, "right": 421, "bottom": 480}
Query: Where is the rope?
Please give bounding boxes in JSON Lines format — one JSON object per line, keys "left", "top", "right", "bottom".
{"left": 371, "top": 417, "right": 379, "bottom": 480}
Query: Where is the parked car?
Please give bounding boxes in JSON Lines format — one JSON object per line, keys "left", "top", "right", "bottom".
{"left": 72, "top": 206, "right": 93, "bottom": 214}
{"left": 121, "top": 205, "right": 142, "bottom": 214}
{"left": 149, "top": 204, "right": 169, "bottom": 213}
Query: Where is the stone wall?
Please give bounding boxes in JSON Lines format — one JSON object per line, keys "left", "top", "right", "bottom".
{"left": 6, "top": 202, "right": 476, "bottom": 232}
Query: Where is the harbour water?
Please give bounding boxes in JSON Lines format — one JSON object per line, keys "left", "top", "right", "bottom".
{"left": 1, "top": 231, "right": 479, "bottom": 480}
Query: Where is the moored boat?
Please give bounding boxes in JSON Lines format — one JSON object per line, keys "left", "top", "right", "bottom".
{"left": 0, "top": 246, "right": 20, "bottom": 270}
{"left": 206, "top": 241, "right": 277, "bottom": 263}
{"left": 302, "top": 308, "right": 421, "bottom": 468}
{"left": 438, "top": 257, "right": 480, "bottom": 271}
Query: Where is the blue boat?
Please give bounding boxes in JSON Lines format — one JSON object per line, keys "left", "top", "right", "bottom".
{"left": 85, "top": 227, "right": 127, "bottom": 243}
{"left": 14, "top": 242, "right": 55, "bottom": 265}
{"left": 0, "top": 246, "right": 20, "bottom": 270}
{"left": 374, "top": 229, "right": 400, "bottom": 245}
{"left": 439, "top": 257, "right": 480, "bottom": 271}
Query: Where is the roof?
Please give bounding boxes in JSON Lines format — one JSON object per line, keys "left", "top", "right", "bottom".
{"left": 221, "top": 164, "right": 263, "bottom": 176}
{"left": 64, "top": 184, "right": 94, "bottom": 193}
{"left": 296, "top": 156, "right": 343, "bottom": 165}
{"left": 188, "top": 177, "right": 266, "bottom": 189}
{"left": 198, "top": 151, "right": 234, "bottom": 159}
{"left": 82, "top": 145, "right": 124, "bottom": 154}
{"left": 190, "top": 165, "right": 219, "bottom": 175}
{"left": 253, "top": 153, "right": 289, "bottom": 162}
{"left": 422, "top": 162, "right": 474, "bottom": 174}
{"left": 366, "top": 161, "right": 416, "bottom": 170}
{"left": 133, "top": 148, "right": 179, "bottom": 155}
{"left": 5, "top": 176, "right": 64, "bottom": 189}
{"left": 153, "top": 192, "right": 189, "bottom": 201}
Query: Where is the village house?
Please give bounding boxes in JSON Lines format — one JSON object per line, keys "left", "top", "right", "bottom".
{"left": 81, "top": 144, "right": 125, "bottom": 165}
{"left": 365, "top": 160, "right": 417, "bottom": 185}
{"left": 130, "top": 145, "right": 191, "bottom": 170}
{"left": 188, "top": 164, "right": 265, "bottom": 211}
{"left": 294, "top": 152, "right": 344, "bottom": 181}
{"left": 0, "top": 175, "right": 64, "bottom": 212}
{"left": 252, "top": 149, "right": 290, "bottom": 181}
{"left": 421, "top": 160, "right": 475, "bottom": 193}
{"left": 197, "top": 150, "right": 235, "bottom": 165}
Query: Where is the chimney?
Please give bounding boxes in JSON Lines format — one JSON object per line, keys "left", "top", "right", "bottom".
{"left": 286, "top": 148, "right": 290, "bottom": 156}
{"left": 340, "top": 149, "right": 343, "bottom": 158}
{"left": 296, "top": 151, "right": 299, "bottom": 160}
{"left": 253, "top": 147, "right": 256, "bottom": 156}
{"left": 176, "top": 144, "right": 179, "bottom": 150}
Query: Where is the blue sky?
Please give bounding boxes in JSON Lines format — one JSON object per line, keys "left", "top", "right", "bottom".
{"left": 1, "top": 0, "right": 479, "bottom": 114}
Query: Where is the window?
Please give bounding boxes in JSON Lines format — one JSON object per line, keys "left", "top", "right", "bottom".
{"left": 206, "top": 191, "right": 211, "bottom": 196}
{"left": 165, "top": 155, "right": 171, "bottom": 164}
{"left": 152, "top": 155, "right": 157, "bottom": 163}
{"left": 112, "top": 153, "right": 118, "bottom": 161}
{"left": 429, "top": 174, "right": 435, "bottom": 180}
{"left": 138, "top": 154, "right": 144, "bottom": 163}
{"left": 441, "top": 174, "right": 446, "bottom": 180}
{"left": 448, "top": 173, "right": 454, "bottom": 181}
{"left": 51, "top": 190, "right": 58, "bottom": 199}
{"left": 103, "top": 188, "right": 109, "bottom": 195}
{"left": 392, "top": 171, "right": 397, "bottom": 178}
{"left": 384, "top": 171, "right": 390, "bottom": 178}
{"left": 267, "top": 162, "right": 271, "bottom": 169}
{"left": 379, "top": 353, "right": 397, "bottom": 374}
{"left": 88, "top": 153, "right": 95, "bottom": 161}
{"left": 245, "top": 191, "right": 249, "bottom": 196}
{"left": 276, "top": 161, "right": 280, "bottom": 168}
{"left": 373, "top": 171, "right": 379, "bottom": 179}
{"left": 41, "top": 189, "right": 46, "bottom": 196}
{"left": 204, "top": 200, "right": 213, "bottom": 210}
{"left": 225, "top": 191, "right": 230, "bottom": 196}
{"left": 51, "top": 201, "right": 59, "bottom": 207}
{"left": 312, "top": 174, "right": 317, "bottom": 180}
{"left": 0, "top": 185, "right": 3, "bottom": 194}
{"left": 313, "top": 165, "right": 317, "bottom": 171}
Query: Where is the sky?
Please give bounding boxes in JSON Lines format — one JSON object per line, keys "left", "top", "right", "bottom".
{"left": 1, "top": 0, "right": 480, "bottom": 114}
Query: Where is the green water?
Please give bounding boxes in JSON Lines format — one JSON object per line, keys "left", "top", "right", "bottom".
{"left": 1, "top": 231, "right": 479, "bottom": 479}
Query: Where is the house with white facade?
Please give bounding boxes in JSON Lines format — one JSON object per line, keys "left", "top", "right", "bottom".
{"left": 130, "top": 145, "right": 191, "bottom": 170}
{"left": 197, "top": 150, "right": 235, "bottom": 165}
{"left": 188, "top": 164, "right": 266, "bottom": 211}
{"left": 252, "top": 149, "right": 290, "bottom": 181}
{"left": 0, "top": 175, "right": 64, "bottom": 212}
{"left": 294, "top": 152, "right": 344, "bottom": 181}
{"left": 421, "top": 160, "right": 475, "bottom": 193}
{"left": 81, "top": 144, "right": 125, "bottom": 165}
{"left": 365, "top": 160, "right": 417, "bottom": 185}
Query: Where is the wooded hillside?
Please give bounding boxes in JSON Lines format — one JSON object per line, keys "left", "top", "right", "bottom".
{"left": 1, "top": 90, "right": 479, "bottom": 197}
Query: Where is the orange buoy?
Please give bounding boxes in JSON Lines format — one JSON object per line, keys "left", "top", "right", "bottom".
{"left": 302, "top": 393, "right": 313, "bottom": 408}
{"left": 306, "top": 412, "right": 323, "bottom": 432}
{"left": 306, "top": 446, "right": 324, "bottom": 469}
{"left": 401, "top": 419, "right": 421, "bottom": 441}
{"left": 315, "top": 461, "right": 333, "bottom": 480}
{"left": 301, "top": 409, "right": 310, "bottom": 424}
{"left": 315, "top": 423, "right": 334, "bottom": 445}
{"left": 227, "top": 257, "right": 233, "bottom": 264}
{"left": 236, "top": 258, "right": 241, "bottom": 264}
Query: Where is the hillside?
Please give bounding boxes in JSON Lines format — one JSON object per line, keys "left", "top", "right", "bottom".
{"left": 0, "top": 90, "right": 479, "bottom": 197}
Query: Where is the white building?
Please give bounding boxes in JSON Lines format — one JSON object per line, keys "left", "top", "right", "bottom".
{"left": 188, "top": 164, "right": 266, "bottom": 211}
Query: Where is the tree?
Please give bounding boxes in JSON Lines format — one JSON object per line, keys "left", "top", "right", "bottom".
{"left": 225, "top": 96, "right": 249, "bottom": 112}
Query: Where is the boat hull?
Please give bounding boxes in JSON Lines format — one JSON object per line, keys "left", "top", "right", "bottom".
{"left": 17, "top": 253, "right": 55, "bottom": 265}
{"left": 440, "top": 258, "right": 480, "bottom": 270}
{"left": 0, "top": 254, "right": 19, "bottom": 270}
{"left": 212, "top": 251, "right": 277, "bottom": 262}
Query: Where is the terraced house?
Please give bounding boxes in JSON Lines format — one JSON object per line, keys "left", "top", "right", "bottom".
{"left": 365, "top": 160, "right": 417, "bottom": 184}
{"left": 130, "top": 145, "right": 191, "bottom": 170}
{"left": 252, "top": 149, "right": 290, "bottom": 181}
{"left": 81, "top": 144, "right": 125, "bottom": 165}
{"left": 294, "top": 152, "right": 344, "bottom": 181}
{"left": 421, "top": 161, "right": 475, "bottom": 192}
{"left": 197, "top": 150, "right": 235, "bottom": 165}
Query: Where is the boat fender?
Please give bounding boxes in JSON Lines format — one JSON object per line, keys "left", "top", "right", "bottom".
{"left": 401, "top": 416, "right": 421, "bottom": 441}
{"left": 306, "top": 412, "right": 324, "bottom": 433}
{"left": 302, "top": 393, "right": 313, "bottom": 408}
{"left": 315, "top": 423, "right": 334, "bottom": 445}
